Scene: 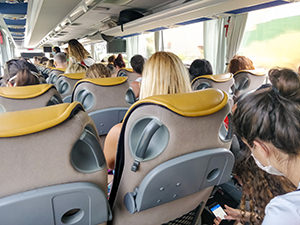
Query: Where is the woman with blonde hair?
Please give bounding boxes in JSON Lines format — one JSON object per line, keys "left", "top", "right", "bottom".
{"left": 104, "top": 51, "right": 191, "bottom": 170}
{"left": 65, "top": 62, "right": 87, "bottom": 74}
{"left": 86, "top": 63, "right": 111, "bottom": 79}
{"left": 68, "top": 39, "right": 95, "bottom": 67}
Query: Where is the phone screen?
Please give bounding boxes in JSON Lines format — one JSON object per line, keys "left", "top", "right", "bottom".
{"left": 210, "top": 204, "right": 227, "bottom": 220}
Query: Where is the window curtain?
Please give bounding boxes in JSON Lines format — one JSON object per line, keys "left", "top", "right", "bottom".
{"left": 226, "top": 13, "right": 248, "bottom": 70}
{"left": 203, "top": 18, "right": 227, "bottom": 74}
{"left": 126, "top": 35, "right": 140, "bottom": 65}
{"left": 204, "top": 14, "right": 248, "bottom": 74}
{"left": 154, "top": 30, "right": 164, "bottom": 52}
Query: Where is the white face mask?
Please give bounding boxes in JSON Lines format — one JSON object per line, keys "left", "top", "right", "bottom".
{"left": 251, "top": 154, "right": 284, "bottom": 176}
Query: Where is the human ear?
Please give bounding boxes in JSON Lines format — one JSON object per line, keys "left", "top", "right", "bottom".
{"left": 253, "top": 140, "right": 271, "bottom": 157}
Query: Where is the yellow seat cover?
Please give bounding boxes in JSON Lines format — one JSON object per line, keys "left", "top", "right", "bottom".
{"left": 125, "top": 89, "right": 228, "bottom": 119}
{"left": 60, "top": 73, "right": 85, "bottom": 80}
{"left": 192, "top": 73, "right": 233, "bottom": 84}
{"left": 75, "top": 77, "right": 128, "bottom": 88}
{"left": 234, "top": 69, "right": 266, "bottom": 76}
{"left": 0, "top": 102, "right": 83, "bottom": 137}
{"left": 0, "top": 84, "right": 54, "bottom": 99}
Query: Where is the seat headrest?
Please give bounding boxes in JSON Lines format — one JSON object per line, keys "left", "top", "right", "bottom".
{"left": 52, "top": 67, "right": 66, "bottom": 72}
{"left": 0, "top": 102, "right": 83, "bottom": 137}
{"left": 0, "top": 84, "right": 55, "bottom": 99}
{"left": 234, "top": 69, "right": 266, "bottom": 76}
{"left": 124, "top": 68, "right": 133, "bottom": 72}
{"left": 124, "top": 89, "right": 228, "bottom": 119}
{"left": 59, "top": 73, "right": 85, "bottom": 80}
{"left": 192, "top": 73, "right": 233, "bottom": 84}
{"left": 74, "top": 77, "right": 128, "bottom": 89}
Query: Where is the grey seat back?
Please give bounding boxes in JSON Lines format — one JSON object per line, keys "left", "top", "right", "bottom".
{"left": 47, "top": 68, "right": 65, "bottom": 84}
{"left": 55, "top": 72, "right": 85, "bottom": 102}
{"left": 117, "top": 68, "right": 140, "bottom": 83}
{"left": 233, "top": 69, "right": 266, "bottom": 97}
{"left": 0, "top": 84, "right": 62, "bottom": 113}
{"left": 0, "top": 102, "right": 110, "bottom": 225}
{"left": 110, "top": 89, "right": 234, "bottom": 225}
{"left": 191, "top": 73, "right": 234, "bottom": 94}
{"left": 72, "top": 77, "right": 131, "bottom": 136}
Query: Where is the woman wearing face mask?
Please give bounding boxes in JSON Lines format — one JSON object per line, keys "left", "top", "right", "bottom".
{"left": 232, "top": 68, "right": 300, "bottom": 225}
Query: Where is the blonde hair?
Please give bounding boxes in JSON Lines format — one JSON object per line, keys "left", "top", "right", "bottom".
{"left": 140, "top": 51, "right": 192, "bottom": 99}
{"left": 68, "top": 39, "right": 90, "bottom": 63}
{"left": 86, "top": 63, "right": 111, "bottom": 78}
{"left": 65, "top": 62, "right": 87, "bottom": 74}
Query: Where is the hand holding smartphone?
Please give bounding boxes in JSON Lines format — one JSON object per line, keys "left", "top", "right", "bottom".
{"left": 210, "top": 204, "right": 227, "bottom": 220}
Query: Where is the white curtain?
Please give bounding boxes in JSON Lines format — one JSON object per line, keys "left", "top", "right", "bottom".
{"left": 154, "top": 30, "right": 164, "bottom": 52}
{"left": 126, "top": 35, "right": 139, "bottom": 64}
{"left": 226, "top": 14, "right": 248, "bottom": 69}
{"left": 204, "top": 18, "right": 227, "bottom": 74}
{"left": 204, "top": 14, "right": 248, "bottom": 74}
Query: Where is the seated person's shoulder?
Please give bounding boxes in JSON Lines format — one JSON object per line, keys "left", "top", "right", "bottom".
{"left": 263, "top": 191, "right": 300, "bottom": 225}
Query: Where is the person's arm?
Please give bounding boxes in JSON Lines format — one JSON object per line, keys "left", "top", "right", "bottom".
{"left": 103, "top": 123, "right": 123, "bottom": 170}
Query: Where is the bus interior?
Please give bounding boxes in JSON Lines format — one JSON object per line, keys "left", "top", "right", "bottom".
{"left": 0, "top": 0, "right": 300, "bottom": 225}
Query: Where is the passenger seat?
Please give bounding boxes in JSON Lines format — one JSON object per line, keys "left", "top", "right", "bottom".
{"left": 55, "top": 72, "right": 85, "bottom": 102}
{"left": 72, "top": 77, "right": 131, "bottom": 147}
{"left": 109, "top": 89, "right": 234, "bottom": 225}
{"left": 191, "top": 73, "right": 234, "bottom": 94}
{"left": 0, "top": 102, "right": 111, "bottom": 225}
{"left": 233, "top": 69, "right": 266, "bottom": 97}
{"left": 0, "top": 84, "right": 62, "bottom": 113}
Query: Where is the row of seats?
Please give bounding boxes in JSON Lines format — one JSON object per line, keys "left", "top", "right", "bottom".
{"left": 0, "top": 89, "right": 234, "bottom": 225}
{"left": 191, "top": 69, "right": 267, "bottom": 96}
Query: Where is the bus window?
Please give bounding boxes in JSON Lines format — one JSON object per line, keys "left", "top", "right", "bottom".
{"left": 239, "top": 2, "right": 300, "bottom": 70}
{"left": 163, "top": 22, "right": 204, "bottom": 64}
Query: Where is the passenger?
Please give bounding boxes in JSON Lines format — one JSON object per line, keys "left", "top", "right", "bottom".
{"left": 46, "top": 59, "right": 55, "bottom": 68}
{"left": 130, "top": 54, "right": 146, "bottom": 98}
{"left": 228, "top": 55, "right": 255, "bottom": 74}
{"left": 65, "top": 62, "right": 87, "bottom": 74}
{"left": 108, "top": 55, "right": 116, "bottom": 64}
{"left": 112, "top": 54, "right": 125, "bottom": 77}
{"left": 86, "top": 63, "right": 111, "bottom": 78}
{"left": 189, "top": 59, "right": 213, "bottom": 81}
{"left": 1, "top": 59, "right": 40, "bottom": 86}
{"left": 53, "top": 46, "right": 61, "bottom": 54}
{"left": 67, "top": 39, "right": 95, "bottom": 67}
{"left": 33, "top": 56, "right": 40, "bottom": 65}
{"left": 104, "top": 51, "right": 192, "bottom": 169}
{"left": 7, "top": 69, "right": 40, "bottom": 87}
{"left": 40, "top": 56, "right": 49, "bottom": 66}
{"left": 226, "top": 68, "right": 300, "bottom": 225}
{"left": 54, "top": 52, "right": 68, "bottom": 70}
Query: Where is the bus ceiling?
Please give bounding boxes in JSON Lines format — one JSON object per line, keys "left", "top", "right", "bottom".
{"left": 0, "top": 0, "right": 294, "bottom": 49}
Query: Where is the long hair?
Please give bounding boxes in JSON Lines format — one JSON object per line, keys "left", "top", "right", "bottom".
{"left": 14, "top": 69, "right": 40, "bottom": 86}
{"left": 228, "top": 55, "right": 255, "bottom": 74}
{"left": 140, "top": 51, "right": 192, "bottom": 99}
{"left": 234, "top": 150, "right": 295, "bottom": 224}
{"left": 68, "top": 39, "right": 90, "bottom": 62}
{"left": 86, "top": 63, "right": 111, "bottom": 78}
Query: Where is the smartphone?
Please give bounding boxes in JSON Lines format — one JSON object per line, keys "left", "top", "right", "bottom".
{"left": 210, "top": 204, "right": 227, "bottom": 220}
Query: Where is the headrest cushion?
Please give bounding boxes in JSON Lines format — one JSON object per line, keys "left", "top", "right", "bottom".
{"left": 0, "top": 102, "right": 83, "bottom": 137}
{"left": 0, "top": 84, "right": 55, "bottom": 99}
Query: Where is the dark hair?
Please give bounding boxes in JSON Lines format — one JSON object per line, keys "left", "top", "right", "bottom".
{"left": 3, "top": 59, "right": 39, "bottom": 84}
{"left": 53, "top": 46, "right": 61, "bottom": 53}
{"left": 233, "top": 152, "right": 295, "bottom": 223}
{"left": 228, "top": 55, "right": 255, "bottom": 74}
{"left": 189, "top": 59, "right": 213, "bottom": 81}
{"left": 14, "top": 69, "right": 40, "bottom": 86}
{"left": 130, "top": 55, "right": 145, "bottom": 74}
{"left": 233, "top": 68, "right": 300, "bottom": 156}
{"left": 114, "top": 54, "right": 125, "bottom": 68}
{"left": 108, "top": 55, "right": 116, "bottom": 64}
